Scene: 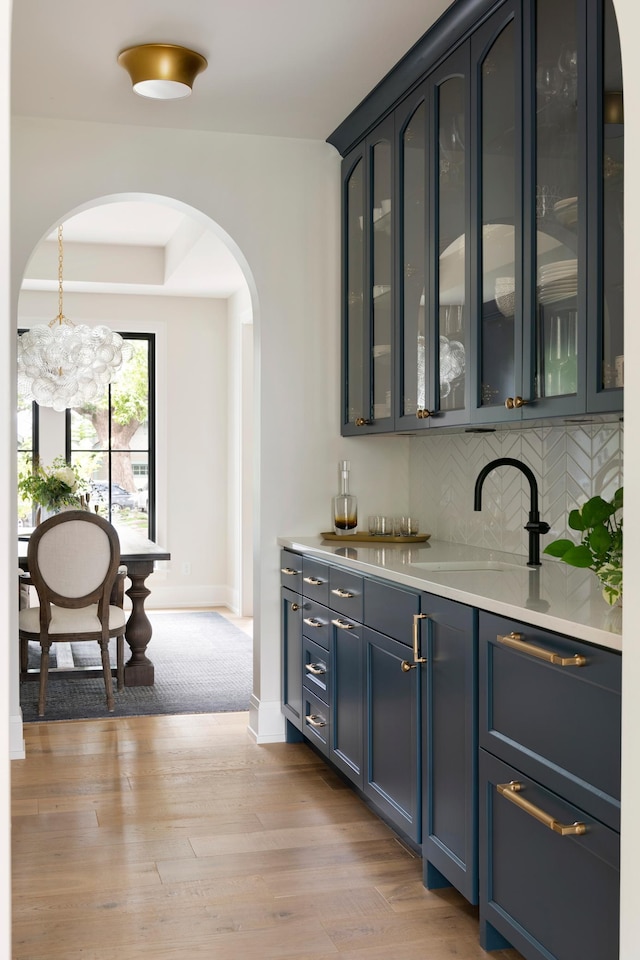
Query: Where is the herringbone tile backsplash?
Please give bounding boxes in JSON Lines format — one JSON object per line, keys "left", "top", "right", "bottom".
{"left": 409, "top": 423, "right": 623, "bottom": 557}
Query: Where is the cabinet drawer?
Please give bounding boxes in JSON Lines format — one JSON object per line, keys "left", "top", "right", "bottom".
{"left": 479, "top": 749, "right": 619, "bottom": 960}
{"left": 364, "top": 578, "right": 420, "bottom": 646}
{"left": 301, "top": 599, "right": 330, "bottom": 650}
{"left": 280, "top": 549, "right": 302, "bottom": 590}
{"left": 479, "top": 612, "right": 621, "bottom": 829}
{"left": 302, "top": 557, "right": 330, "bottom": 604}
{"left": 329, "top": 567, "right": 364, "bottom": 622}
{"left": 302, "top": 688, "right": 330, "bottom": 757}
{"left": 303, "top": 636, "right": 330, "bottom": 704}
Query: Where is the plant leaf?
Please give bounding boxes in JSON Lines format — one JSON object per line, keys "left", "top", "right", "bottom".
{"left": 588, "top": 523, "right": 612, "bottom": 554}
{"left": 557, "top": 544, "right": 593, "bottom": 568}
{"left": 543, "top": 539, "right": 575, "bottom": 559}
{"left": 568, "top": 509, "right": 586, "bottom": 531}
{"left": 581, "top": 496, "right": 615, "bottom": 527}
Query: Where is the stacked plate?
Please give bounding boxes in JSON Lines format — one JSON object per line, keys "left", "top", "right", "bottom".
{"left": 554, "top": 196, "right": 578, "bottom": 228}
{"left": 538, "top": 259, "right": 577, "bottom": 305}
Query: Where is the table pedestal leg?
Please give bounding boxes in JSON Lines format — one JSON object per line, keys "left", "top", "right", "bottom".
{"left": 124, "top": 560, "right": 155, "bottom": 686}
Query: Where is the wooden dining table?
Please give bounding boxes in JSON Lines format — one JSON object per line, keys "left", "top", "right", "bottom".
{"left": 19, "top": 525, "right": 170, "bottom": 686}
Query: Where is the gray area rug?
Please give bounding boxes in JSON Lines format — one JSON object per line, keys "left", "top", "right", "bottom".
{"left": 20, "top": 611, "right": 252, "bottom": 722}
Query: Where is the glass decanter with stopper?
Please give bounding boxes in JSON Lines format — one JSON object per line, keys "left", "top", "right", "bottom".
{"left": 333, "top": 460, "right": 357, "bottom": 535}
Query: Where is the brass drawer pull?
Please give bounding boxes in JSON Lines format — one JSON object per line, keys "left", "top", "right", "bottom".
{"left": 331, "top": 588, "right": 354, "bottom": 598}
{"left": 497, "top": 631, "right": 586, "bottom": 667}
{"left": 281, "top": 567, "right": 299, "bottom": 576}
{"left": 306, "top": 714, "right": 326, "bottom": 728}
{"left": 305, "top": 662, "right": 326, "bottom": 676}
{"left": 332, "top": 618, "right": 354, "bottom": 630}
{"left": 304, "top": 576, "right": 323, "bottom": 586}
{"left": 401, "top": 612, "right": 428, "bottom": 671}
{"left": 303, "top": 617, "right": 323, "bottom": 628}
{"left": 497, "top": 781, "right": 587, "bottom": 836}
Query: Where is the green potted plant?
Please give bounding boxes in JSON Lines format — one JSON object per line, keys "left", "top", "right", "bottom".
{"left": 543, "top": 487, "right": 623, "bottom": 606}
{"left": 18, "top": 456, "right": 87, "bottom": 518}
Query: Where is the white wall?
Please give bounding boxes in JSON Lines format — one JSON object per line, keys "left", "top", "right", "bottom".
{"left": 18, "top": 288, "right": 232, "bottom": 609}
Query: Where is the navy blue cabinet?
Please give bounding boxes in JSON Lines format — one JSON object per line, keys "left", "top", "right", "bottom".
{"left": 422, "top": 594, "right": 478, "bottom": 904}
{"left": 363, "top": 624, "right": 421, "bottom": 844}
{"left": 281, "top": 584, "right": 303, "bottom": 734}
{"left": 335, "top": 0, "right": 623, "bottom": 435}
{"left": 330, "top": 612, "right": 364, "bottom": 787}
{"left": 478, "top": 612, "right": 621, "bottom": 958}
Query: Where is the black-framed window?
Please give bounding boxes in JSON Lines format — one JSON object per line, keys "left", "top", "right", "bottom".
{"left": 17, "top": 329, "right": 39, "bottom": 526}
{"left": 66, "top": 333, "right": 156, "bottom": 539}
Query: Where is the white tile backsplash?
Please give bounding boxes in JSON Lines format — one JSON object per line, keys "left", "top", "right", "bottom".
{"left": 409, "top": 422, "right": 623, "bottom": 558}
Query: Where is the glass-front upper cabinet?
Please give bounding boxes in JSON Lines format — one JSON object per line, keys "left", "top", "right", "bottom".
{"left": 471, "top": 1, "right": 522, "bottom": 423}
{"left": 530, "top": 0, "right": 585, "bottom": 416}
{"left": 341, "top": 118, "right": 394, "bottom": 435}
{"left": 396, "top": 46, "right": 469, "bottom": 431}
{"left": 589, "top": 0, "right": 624, "bottom": 411}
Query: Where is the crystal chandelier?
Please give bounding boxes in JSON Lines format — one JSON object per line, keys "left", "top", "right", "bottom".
{"left": 17, "top": 226, "right": 132, "bottom": 411}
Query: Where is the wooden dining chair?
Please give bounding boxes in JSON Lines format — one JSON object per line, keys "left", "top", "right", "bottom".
{"left": 18, "top": 510, "right": 127, "bottom": 717}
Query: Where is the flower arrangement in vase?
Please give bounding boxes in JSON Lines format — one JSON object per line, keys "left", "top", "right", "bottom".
{"left": 543, "top": 488, "right": 622, "bottom": 606}
{"left": 18, "top": 457, "right": 88, "bottom": 517}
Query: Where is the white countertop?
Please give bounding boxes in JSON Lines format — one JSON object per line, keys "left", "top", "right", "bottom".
{"left": 277, "top": 535, "right": 622, "bottom": 653}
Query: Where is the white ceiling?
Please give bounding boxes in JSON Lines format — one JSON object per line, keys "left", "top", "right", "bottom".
{"left": 13, "top": 0, "right": 452, "bottom": 299}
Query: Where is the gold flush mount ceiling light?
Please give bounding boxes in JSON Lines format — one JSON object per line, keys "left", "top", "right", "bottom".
{"left": 118, "top": 43, "right": 208, "bottom": 100}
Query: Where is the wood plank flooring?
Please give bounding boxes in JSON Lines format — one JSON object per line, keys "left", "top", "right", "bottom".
{"left": 12, "top": 712, "right": 524, "bottom": 960}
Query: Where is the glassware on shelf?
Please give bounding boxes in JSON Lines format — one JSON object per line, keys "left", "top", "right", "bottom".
{"left": 545, "top": 310, "right": 577, "bottom": 396}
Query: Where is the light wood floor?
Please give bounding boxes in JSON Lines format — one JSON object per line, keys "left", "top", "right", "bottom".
{"left": 11, "top": 711, "right": 524, "bottom": 960}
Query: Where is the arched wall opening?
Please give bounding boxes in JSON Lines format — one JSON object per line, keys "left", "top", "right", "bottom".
{"left": 16, "top": 194, "right": 256, "bottom": 621}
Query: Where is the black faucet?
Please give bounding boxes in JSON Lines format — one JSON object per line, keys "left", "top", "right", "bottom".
{"left": 473, "top": 458, "right": 550, "bottom": 566}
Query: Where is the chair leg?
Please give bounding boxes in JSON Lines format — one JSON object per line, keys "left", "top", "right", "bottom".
{"left": 20, "top": 636, "right": 28, "bottom": 674}
{"left": 116, "top": 634, "right": 124, "bottom": 690}
{"left": 99, "top": 638, "right": 115, "bottom": 711}
{"left": 38, "top": 640, "right": 52, "bottom": 717}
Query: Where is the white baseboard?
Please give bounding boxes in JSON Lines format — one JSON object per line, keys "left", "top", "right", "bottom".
{"left": 145, "top": 584, "right": 233, "bottom": 609}
{"left": 10, "top": 712, "right": 25, "bottom": 760}
{"left": 247, "top": 694, "right": 286, "bottom": 743}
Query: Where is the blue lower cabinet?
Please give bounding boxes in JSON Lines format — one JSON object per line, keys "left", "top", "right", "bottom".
{"left": 281, "top": 586, "right": 303, "bottom": 733}
{"left": 302, "top": 687, "right": 330, "bottom": 757}
{"left": 330, "top": 614, "right": 364, "bottom": 788}
{"left": 423, "top": 594, "right": 478, "bottom": 904}
{"left": 479, "top": 749, "right": 620, "bottom": 960}
{"left": 363, "top": 625, "right": 421, "bottom": 844}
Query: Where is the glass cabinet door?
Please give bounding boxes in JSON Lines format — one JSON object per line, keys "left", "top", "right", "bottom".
{"left": 435, "top": 55, "right": 468, "bottom": 421}
{"left": 341, "top": 119, "right": 394, "bottom": 435}
{"left": 343, "top": 151, "right": 366, "bottom": 431}
{"left": 591, "top": 0, "right": 624, "bottom": 409}
{"left": 532, "top": 0, "right": 584, "bottom": 412}
{"left": 370, "top": 121, "right": 394, "bottom": 428}
{"left": 473, "top": 4, "right": 521, "bottom": 420}
{"left": 396, "top": 89, "right": 428, "bottom": 428}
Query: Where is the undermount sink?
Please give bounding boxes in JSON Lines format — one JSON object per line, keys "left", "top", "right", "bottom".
{"left": 411, "top": 560, "right": 528, "bottom": 573}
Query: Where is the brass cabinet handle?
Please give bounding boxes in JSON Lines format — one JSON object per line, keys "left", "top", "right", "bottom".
{"left": 291, "top": 603, "right": 300, "bottom": 612}
{"left": 416, "top": 408, "right": 434, "bottom": 419}
{"left": 504, "top": 396, "right": 529, "bottom": 410}
{"left": 303, "top": 576, "right": 323, "bottom": 586}
{"left": 331, "top": 588, "right": 354, "bottom": 599}
{"left": 497, "top": 631, "right": 586, "bottom": 667}
{"left": 306, "top": 714, "right": 327, "bottom": 728}
{"left": 401, "top": 612, "right": 428, "bottom": 671}
{"left": 331, "top": 618, "right": 354, "bottom": 630}
{"left": 497, "top": 782, "right": 587, "bottom": 836}
{"left": 305, "top": 662, "right": 326, "bottom": 676}
{"left": 355, "top": 417, "right": 371, "bottom": 427}
{"left": 303, "top": 617, "right": 323, "bottom": 628}
{"left": 281, "top": 567, "right": 299, "bottom": 576}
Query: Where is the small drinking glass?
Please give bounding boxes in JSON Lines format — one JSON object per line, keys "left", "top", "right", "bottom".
{"left": 399, "top": 516, "right": 420, "bottom": 537}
